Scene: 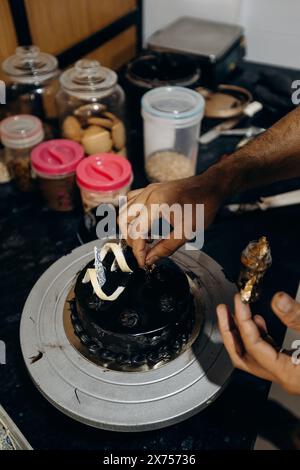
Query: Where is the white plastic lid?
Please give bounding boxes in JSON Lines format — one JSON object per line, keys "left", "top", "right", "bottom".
{"left": 142, "top": 86, "right": 205, "bottom": 127}
{"left": 0, "top": 115, "right": 44, "bottom": 149}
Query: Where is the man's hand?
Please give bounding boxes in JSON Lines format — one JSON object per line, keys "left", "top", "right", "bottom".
{"left": 119, "top": 106, "right": 300, "bottom": 267}
{"left": 217, "top": 293, "right": 300, "bottom": 394}
{"left": 118, "top": 166, "right": 227, "bottom": 267}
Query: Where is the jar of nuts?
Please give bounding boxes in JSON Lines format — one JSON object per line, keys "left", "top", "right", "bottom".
{"left": 56, "top": 60, "right": 126, "bottom": 157}
{"left": 0, "top": 114, "right": 44, "bottom": 191}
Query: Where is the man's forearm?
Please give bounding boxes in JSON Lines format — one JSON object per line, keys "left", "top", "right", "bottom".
{"left": 210, "top": 106, "right": 300, "bottom": 198}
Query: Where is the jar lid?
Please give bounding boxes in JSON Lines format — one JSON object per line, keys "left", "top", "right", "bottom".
{"left": 142, "top": 86, "right": 205, "bottom": 126}
{"left": 76, "top": 153, "right": 132, "bottom": 192}
{"left": 0, "top": 114, "right": 44, "bottom": 149}
{"left": 31, "top": 139, "right": 84, "bottom": 176}
{"left": 60, "top": 59, "right": 117, "bottom": 100}
{"left": 2, "top": 46, "right": 59, "bottom": 84}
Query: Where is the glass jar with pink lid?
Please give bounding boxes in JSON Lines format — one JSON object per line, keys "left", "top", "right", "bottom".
{"left": 31, "top": 139, "right": 84, "bottom": 212}
{"left": 76, "top": 153, "right": 133, "bottom": 212}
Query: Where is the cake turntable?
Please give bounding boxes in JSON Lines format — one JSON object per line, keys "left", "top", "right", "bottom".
{"left": 20, "top": 240, "right": 237, "bottom": 432}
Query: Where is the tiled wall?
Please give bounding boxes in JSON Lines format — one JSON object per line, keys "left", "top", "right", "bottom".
{"left": 143, "top": 0, "right": 300, "bottom": 69}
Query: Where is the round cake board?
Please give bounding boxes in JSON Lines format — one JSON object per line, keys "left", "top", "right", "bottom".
{"left": 20, "top": 241, "right": 237, "bottom": 432}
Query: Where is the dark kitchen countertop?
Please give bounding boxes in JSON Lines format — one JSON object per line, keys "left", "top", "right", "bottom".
{"left": 1, "top": 60, "right": 300, "bottom": 450}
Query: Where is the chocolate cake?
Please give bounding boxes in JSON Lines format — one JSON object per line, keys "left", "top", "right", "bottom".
{"left": 71, "top": 243, "right": 195, "bottom": 369}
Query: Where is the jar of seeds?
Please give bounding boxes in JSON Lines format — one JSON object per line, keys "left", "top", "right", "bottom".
{"left": 0, "top": 114, "right": 44, "bottom": 191}
{"left": 142, "top": 86, "right": 205, "bottom": 182}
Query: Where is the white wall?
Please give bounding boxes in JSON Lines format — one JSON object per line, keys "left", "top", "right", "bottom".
{"left": 143, "top": 0, "right": 241, "bottom": 41}
{"left": 240, "top": 0, "right": 300, "bottom": 69}
{"left": 143, "top": 0, "right": 300, "bottom": 69}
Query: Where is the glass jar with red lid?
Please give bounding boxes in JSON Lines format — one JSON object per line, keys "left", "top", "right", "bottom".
{"left": 31, "top": 139, "right": 84, "bottom": 211}
{"left": 76, "top": 153, "right": 133, "bottom": 212}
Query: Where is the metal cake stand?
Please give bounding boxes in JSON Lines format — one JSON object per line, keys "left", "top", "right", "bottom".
{"left": 20, "top": 241, "right": 237, "bottom": 432}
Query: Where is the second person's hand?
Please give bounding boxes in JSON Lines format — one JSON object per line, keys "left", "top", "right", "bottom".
{"left": 217, "top": 293, "right": 300, "bottom": 394}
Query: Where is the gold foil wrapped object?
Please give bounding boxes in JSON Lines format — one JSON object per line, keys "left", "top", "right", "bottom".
{"left": 238, "top": 236, "right": 272, "bottom": 303}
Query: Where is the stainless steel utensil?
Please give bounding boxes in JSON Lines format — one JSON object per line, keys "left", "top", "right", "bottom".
{"left": 226, "top": 189, "right": 300, "bottom": 213}
{"left": 199, "top": 101, "right": 263, "bottom": 144}
{"left": 220, "top": 126, "right": 265, "bottom": 137}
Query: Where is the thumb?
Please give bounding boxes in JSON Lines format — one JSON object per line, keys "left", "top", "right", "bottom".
{"left": 145, "top": 237, "right": 185, "bottom": 266}
{"left": 271, "top": 292, "right": 300, "bottom": 333}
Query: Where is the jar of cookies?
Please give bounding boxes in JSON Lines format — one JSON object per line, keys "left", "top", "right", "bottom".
{"left": 31, "top": 139, "right": 84, "bottom": 212}
{"left": 76, "top": 153, "right": 132, "bottom": 212}
{"left": 0, "top": 114, "right": 44, "bottom": 191}
{"left": 56, "top": 60, "right": 126, "bottom": 157}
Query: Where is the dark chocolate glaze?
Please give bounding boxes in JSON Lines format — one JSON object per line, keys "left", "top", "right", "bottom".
{"left": 73, "top": 248, "right": 195, "bottom": 365}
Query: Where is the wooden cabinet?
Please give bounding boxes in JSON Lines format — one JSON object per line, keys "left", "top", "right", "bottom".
{"left": 24, "top": 0, "right": 137, "bottom": 55}
{"left": 0, "top": 0, "right": 18, "bottom": 81}
{"left": 84, "top": 26, "right": 136, "bottom": 70}
{"left": 0, "top": 0, "right": 139, "bottom": 77}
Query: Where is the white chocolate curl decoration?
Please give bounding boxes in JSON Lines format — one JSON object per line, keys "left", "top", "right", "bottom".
{"left": 82, "top": 243, "right": 133, "bottom": 301}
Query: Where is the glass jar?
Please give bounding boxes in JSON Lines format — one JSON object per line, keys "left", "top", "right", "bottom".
{"left": 76, "top": 153, "right": 133, "bottom": 212}
{"left": 0, "top": 114, "right": 44, "bottom": 191}
{"left": 2, "top": 46, "right": 60, "bottom": 126}
{"left": 0, "top": 148, "right": 11, "bottom": 184}
{"left": 31, "top": 139, "right": 84, "bottom": 212}
{"left": 142, "top": 86, "right": 205, "bottom": 183}
{"left": 56, "top": 60, "right": 126, "bottom": 157}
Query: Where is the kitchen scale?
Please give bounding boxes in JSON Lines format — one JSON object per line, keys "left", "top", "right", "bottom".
{"left": 20, "top": 241, "right": 237, "bottom": 432}
{"left": 147, "top": 17, "right": 245, "bottom": 86}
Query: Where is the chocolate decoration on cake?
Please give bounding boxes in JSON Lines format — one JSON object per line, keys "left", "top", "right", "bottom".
{"left": 71, "top": 242, "right": 195, "bottom": 369}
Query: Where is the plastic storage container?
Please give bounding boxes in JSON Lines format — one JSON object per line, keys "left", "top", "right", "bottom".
{"left": 31, "top": 139, "right": 84, "bottom": 211}
{"left": 0, "top": 114, "right": 44, "bottom": 191}
{"left": 142, "top": 86, "right": 205, "bottom": 182}
{"left": 76, "top": 153, "right": 133, "bottom": 212}
{"left": 56, "top": 60, "right": 127, "bottom": 157}
{"left": 2, "top": 46, "right": 60, "bottom": 123}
